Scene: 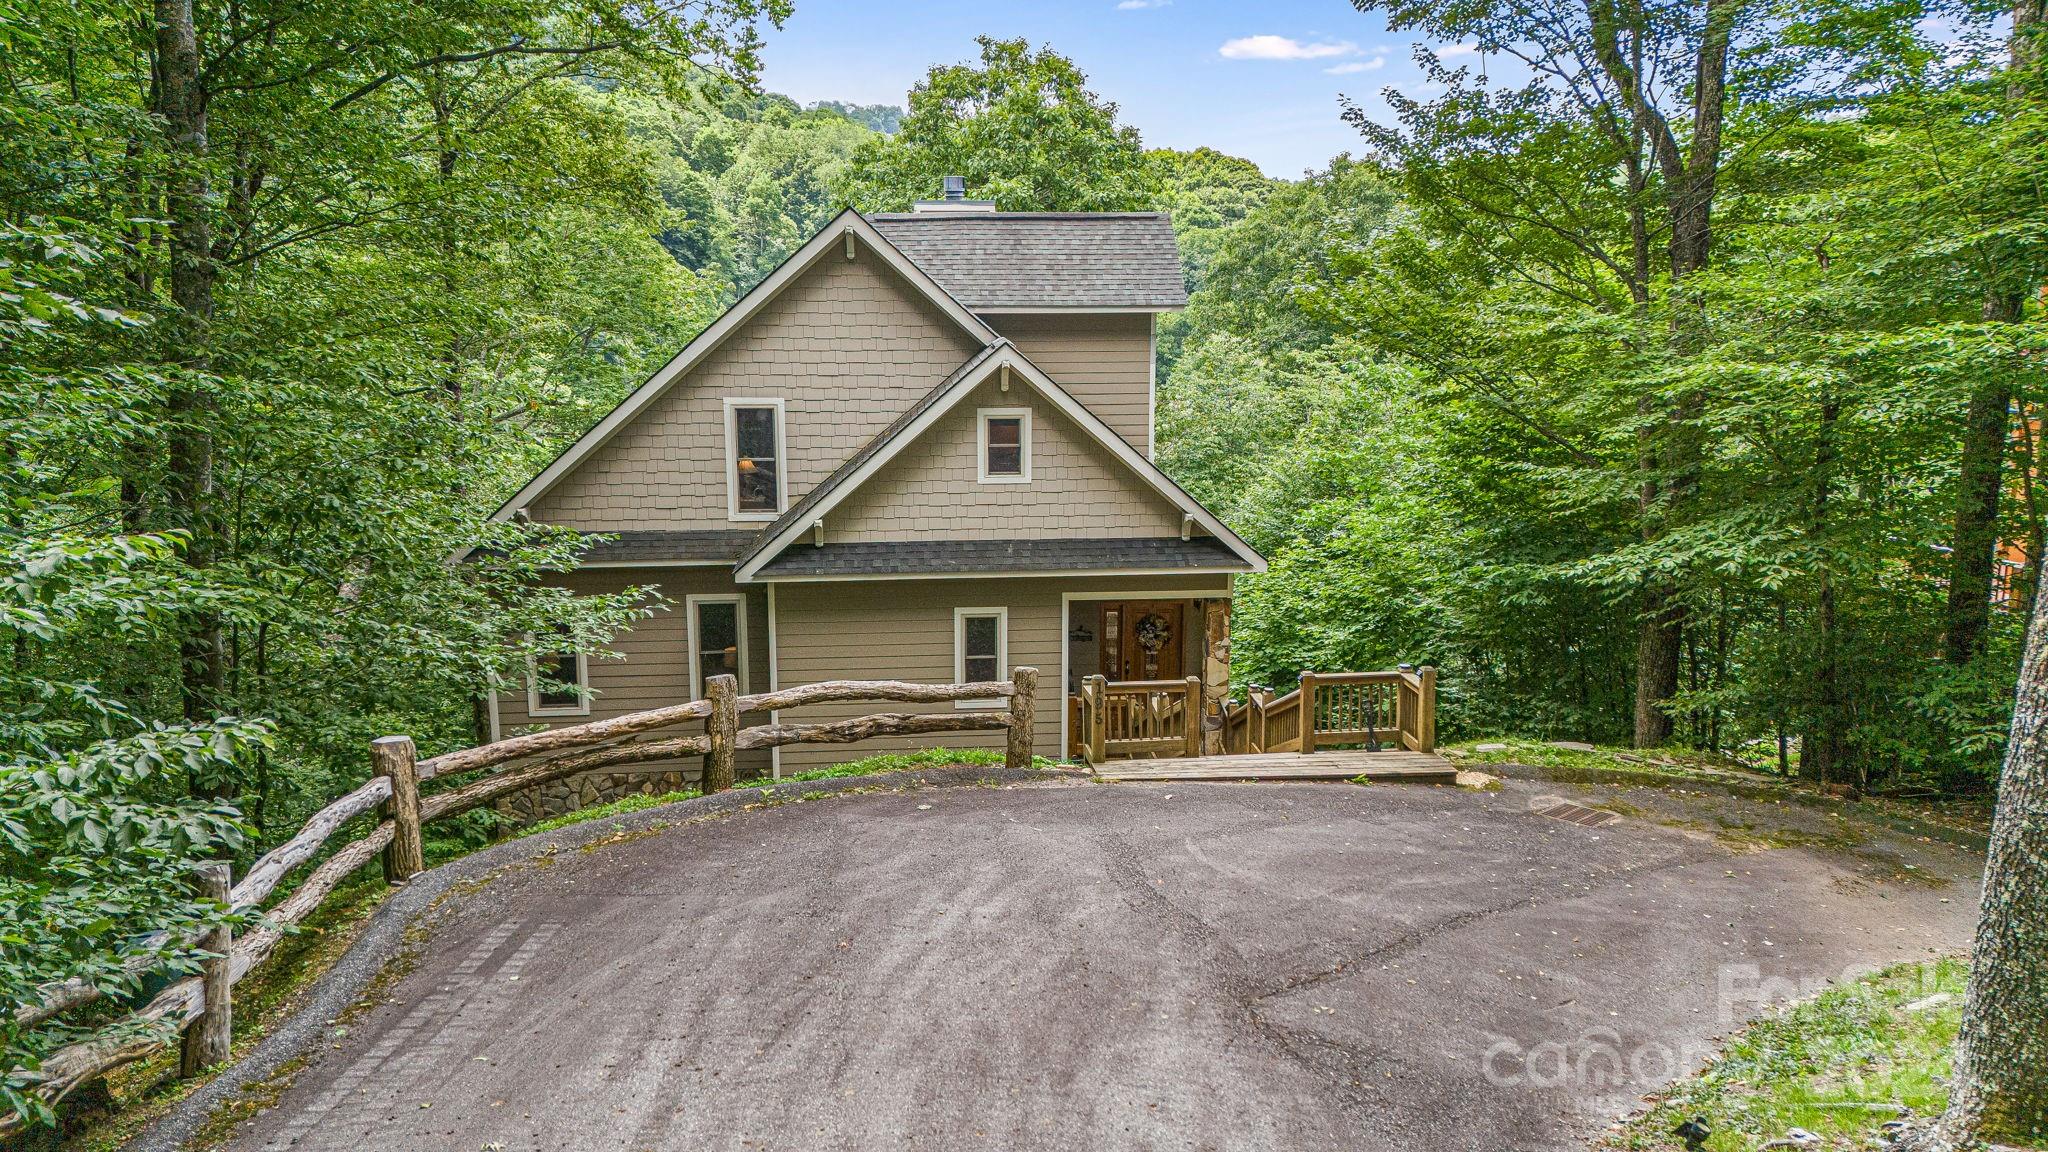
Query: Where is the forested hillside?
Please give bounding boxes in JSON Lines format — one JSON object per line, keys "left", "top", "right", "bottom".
{"left": 3, "top": 0, "right": 2044, "bottom": 1128}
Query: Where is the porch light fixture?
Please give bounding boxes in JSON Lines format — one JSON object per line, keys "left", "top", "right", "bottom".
{"left": 844, "top": 230, "right": 856, "bottom": 260}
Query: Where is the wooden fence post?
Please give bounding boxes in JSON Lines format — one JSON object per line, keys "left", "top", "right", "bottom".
{"left": 180, "top": 861, "right": 232, "bottom": 1077}
{"left": 1084, "top": 674, "right": 1107, "bottom": 765}
{"left": 705, "top": 673, "right": 737, "bottom": 792}
{"left": 1006, "top": 666, "right": 1038, "bottom": 770}
{"left": 1182, "top": 675, "right": 1202, "bottom": 756}
{"left": 1299, "top": 671, "right": 1319, "bottom": 753}
{"left": 372, "top": 736, "right": 423, "bottom": 885}
{"left": 1418, "top": 665, "right": 1438, "bottom": 753}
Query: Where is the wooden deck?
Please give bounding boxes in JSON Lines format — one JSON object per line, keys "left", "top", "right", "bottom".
{"left": 1090, "top": 749, "right": 1458, "bottom": 784}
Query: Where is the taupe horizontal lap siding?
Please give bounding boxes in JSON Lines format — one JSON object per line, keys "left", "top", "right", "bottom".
{"left": 495, "top": 568, "right": 771, "bottom": 783}
{"left": 771, "top": 574, "right": 1230, "bottom": 772}
{"left": 826, "top": 377, "right": 1185, "bottom": 543}
{"left": 985, "top": 313, "right": 1153, "bottom": 456}
{"left": 528, "top": 249, "right": 983, "bottom": 532}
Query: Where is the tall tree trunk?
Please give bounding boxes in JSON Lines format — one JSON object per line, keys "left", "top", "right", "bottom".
{"left": 1922, "top": 581, "right": 2048, "bottom": 1146}
{"left": 1943, "top": 294, "right": 2019, "bottom": 666}
{"left": 1945, "top": 0, "right": 2044, "bottom": 663}
{"left": 155, "top": 0, "right": 224, "bottom": 732}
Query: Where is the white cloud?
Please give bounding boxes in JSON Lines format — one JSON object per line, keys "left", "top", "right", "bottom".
{"left": 1324, "top": 55, "right": 1386, "bottom": 74}
{"left": 1117, "top": 0, "right": 1170, "bottom": 8}
{"left": 1438, "top": 42, "right": 1481, "bottom": 57}
{"left": 1219, "top": 35, "right": 1359, "bottom": 61}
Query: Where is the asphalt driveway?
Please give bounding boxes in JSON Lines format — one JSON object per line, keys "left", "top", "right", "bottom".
{"left": 208, "top": 772, "right": 1981, "bottom": 1152}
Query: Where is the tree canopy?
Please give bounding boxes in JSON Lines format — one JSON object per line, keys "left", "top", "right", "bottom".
{"left": 839, "top": 36, "right": 1153, "bottom": 211}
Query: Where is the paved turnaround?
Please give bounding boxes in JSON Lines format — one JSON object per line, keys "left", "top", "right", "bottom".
{"left": 208, "top": 772, "right": 1981, "bottom": 1152}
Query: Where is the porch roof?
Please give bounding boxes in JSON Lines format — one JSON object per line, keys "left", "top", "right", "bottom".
{"left": 750, "top": 535, "right": 1249, "bottom": 580}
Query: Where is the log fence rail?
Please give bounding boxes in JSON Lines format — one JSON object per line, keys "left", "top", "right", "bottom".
{"left": 2, "top": 670, "right": 1040, "bottom": 1136}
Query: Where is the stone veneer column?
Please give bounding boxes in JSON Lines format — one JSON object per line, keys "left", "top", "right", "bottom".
{"left": 1202, "top": 598, "right": 1232, "bottom": 754}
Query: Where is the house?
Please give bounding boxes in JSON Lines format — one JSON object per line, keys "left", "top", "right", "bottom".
{"left": 474, "top": 183, "right": 1265, "bottom": 816}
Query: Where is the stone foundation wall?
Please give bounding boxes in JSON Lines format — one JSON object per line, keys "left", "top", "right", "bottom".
{"left": 493, "top": 769, "right": 696, "bottom": 824}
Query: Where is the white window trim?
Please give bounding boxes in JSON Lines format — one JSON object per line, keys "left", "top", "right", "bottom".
{"left": 526, "top": 644, "right": 591, "bottom": 718}
{"left": 953, "top": 606, "right": 1008, "bottom": 709}
{"left": 976, "top": 407, "right": 1032, "bottom": 484}
{"left": 724, "top": 397, "right": 788, "bottom": 522}
{"left": 686, "top": 593, "right": 750, "bottom": 700}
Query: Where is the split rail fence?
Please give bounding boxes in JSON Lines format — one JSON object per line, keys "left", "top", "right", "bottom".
{"left": 2, "top": 668, "right": 1040, "bottom": 1135}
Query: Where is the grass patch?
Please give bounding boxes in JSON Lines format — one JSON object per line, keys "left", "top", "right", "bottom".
{"left": 1606, "top": 958, "right": 1978, "bottom": 1151}
{"left": 752, "top": 746, "right": 1064, "bottom": 784}
{"left": 512, "top": 748, "right": 1064, "bottom": 837}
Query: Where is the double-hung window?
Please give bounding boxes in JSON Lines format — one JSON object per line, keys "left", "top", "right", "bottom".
{"left": 725, "top": 399, "right": 786, "bottom": 520}
{"left": 528, "top": 626, "right": 589, "bottom": 717}
{"left": 954, "top": 607, "right": 1008, "bottom": 709}
{"left": 977, "top": 408, "right": 1030, "bottom": 483}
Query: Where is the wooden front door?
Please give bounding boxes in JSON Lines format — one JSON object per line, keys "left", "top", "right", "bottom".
{"left": 1099, "top": 601, "right": 1186, "bottom": 681}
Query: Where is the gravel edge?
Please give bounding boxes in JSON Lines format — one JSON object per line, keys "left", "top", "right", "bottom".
{"left": 125, "top": 763, "right": 1077, "bottom": 1152}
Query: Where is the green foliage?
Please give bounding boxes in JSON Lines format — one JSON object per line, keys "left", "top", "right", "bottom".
{"left": 1156, "top": 12, "right": 2046, "bottom": 788}
{"left": 839, "top": 37, "right": 1152, "bottom": 212}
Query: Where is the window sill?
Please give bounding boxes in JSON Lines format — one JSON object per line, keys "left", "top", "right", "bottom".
{"left": 954, "top": 697, "right": 1006, "bottom": 710}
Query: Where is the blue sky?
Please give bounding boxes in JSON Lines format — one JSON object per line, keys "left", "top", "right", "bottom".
{"left": 753, "top": 0, "right": 1474, "bottom": 178}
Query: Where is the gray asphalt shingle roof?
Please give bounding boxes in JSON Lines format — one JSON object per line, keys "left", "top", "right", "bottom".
{"left": 753, "top": 536, "right": 1249, "bottom": 579}
{"left": 867, "top": 213, "right": 1188, "bottom": 311}
{"left": 577, "top": 530, "right": 760, "bottom": 564}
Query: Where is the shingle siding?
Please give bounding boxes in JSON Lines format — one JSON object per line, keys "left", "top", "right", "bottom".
{"left": 985, "top": 312, "right": 1153, "bottom": 454}
{"left": 528, "top": 248, "right": 983, "bottom": 532}
{"left": 824, "top": 377, "right": 1184, "bottom": 544}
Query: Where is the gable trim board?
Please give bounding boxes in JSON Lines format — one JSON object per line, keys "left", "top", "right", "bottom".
{"left": 731, "top": 341, "right": 1265, "bottom": 584}
{"left": 461, "top": 210, "right": 999, "bottom": 555}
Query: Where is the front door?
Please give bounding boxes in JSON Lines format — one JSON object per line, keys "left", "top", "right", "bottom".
{"left": 1099, "top": 601, "right": 1185, "bottom": 681}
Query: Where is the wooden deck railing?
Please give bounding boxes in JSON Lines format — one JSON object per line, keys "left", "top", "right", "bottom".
{"left": 2, "top": 668, "right": 1040, "bottom": 1135}
{"left": 1075, "top": 674, "right": 1201, "bottom": 763}
{"left": 1222, "top": 665, "right": 1436, "bottom": 756}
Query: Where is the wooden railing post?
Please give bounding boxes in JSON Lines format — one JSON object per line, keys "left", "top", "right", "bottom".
{"left": 1006, "top": 666, "right": 1038, "bottom": 769}
{"left": 1085, "top": 674, "right": 1107, "bottom": 765}
{"left": 1418, "top": 665, "right": 1438, "bottom": 753}
{"left": 1251, "top": 688, "right": 1267, "bottom": 753}
{"left": 705, "top": 673, "right": 737, "bottom": 793}
{"left": 1182, "top": 675, "right": 1202, "bottom": 756}
{"left": 1299, "top": 671, "right": 1319, "bottom": 753}
{"left": 180, "top": 861, "right": 232, "bottom": 1077}
{"left": 1395, "top": 663, "right": 1416, "bottom": 750}
{"left": 372, "top": 736, "right": 423, "bottom": 885}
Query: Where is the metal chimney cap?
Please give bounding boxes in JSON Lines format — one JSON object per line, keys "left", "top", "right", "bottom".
{"left": 942, "top": 175, "right": 967, "bottom": 200}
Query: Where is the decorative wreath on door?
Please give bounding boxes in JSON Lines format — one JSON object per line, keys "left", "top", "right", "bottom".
{"left": 1133, "top": 612, "right": 1172, "bottom": 655}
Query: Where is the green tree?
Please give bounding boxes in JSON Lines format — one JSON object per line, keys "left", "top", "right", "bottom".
{"left": 839, "top": 36, "right": 1151, "bottom": 212}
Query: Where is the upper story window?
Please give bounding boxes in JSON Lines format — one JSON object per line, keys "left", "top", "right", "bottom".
{"left": 724, "top": 398, "right": 786, "bottom": 520}
{"left": 977, "top": 408, "right": 1031, "bottom": 484}
{"left": 528, "top": 626, "right": 589, "bottom": 718}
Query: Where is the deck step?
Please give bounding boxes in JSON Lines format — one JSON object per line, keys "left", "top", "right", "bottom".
{"left": 1092, "top": 750, "right": 1457, "bottom": 784}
